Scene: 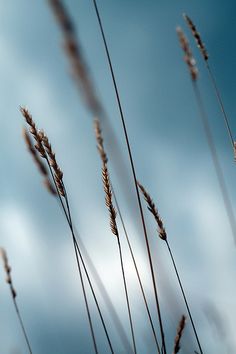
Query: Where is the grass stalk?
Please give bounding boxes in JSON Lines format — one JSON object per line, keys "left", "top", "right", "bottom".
{"left": 103, "top": 167, "right": 137, "bottom": 354}
{"left": 138, "top": 182, "right": 204, "bottom": 354}
{"left": 95, "top": 116, "right": 160, "bottom": 351}
{"left": 112, "top": 185, "right": 161, "bottom": 354}
{"left": 205, "top": 62, "right": 234, "bottom": 149}
{"left": 63, "top": 186, "right": 115, "bottom": 354}
{"left": 176, "top": 27, "right": 236, "bottom": 244}
{"left": 13, "top": 299, "right": 33, "bottom": 354}
{"left": 183, "top": 14, "right": 235, "bottom": 151}
{"left": 192, "top": 81, "right": 236, "bottom": 243}
{"left": 95, "top": 119, "right": 137, "bottom": 353}
{"left": 45, "top": 168, "right": 115, "bottom": 354}
{"left": 0, "top": 248, "right": 33, "bottom": 354}
{"left": 165, "top": 240, "right": 202, "bottom": 354}
{"left": 117, "top": 237, "right": 137, "bottom": 354}
{"left": 21, "top": 109, "right": 99, "bottom": 354}
{"left": 42, "top": 149, "right": 99, "bottom": 354}
{"left": 91, "top": 2, "right": 166, "bottom": 352}
{"left": 72, "top": 225, "right": 133, "bottom": 353}
{"left": 22, "top": 111, "right": 132, "bottom": 354}
{"left": 173, "top": 315, "right": 186, "bottom": 354}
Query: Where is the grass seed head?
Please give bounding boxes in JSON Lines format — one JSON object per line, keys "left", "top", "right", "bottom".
{"left": 183, "top": 14, "right": 209, "bottom": 61}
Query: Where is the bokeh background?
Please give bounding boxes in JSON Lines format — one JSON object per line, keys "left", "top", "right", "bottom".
{"left": 0, "top": 0, "right": 236, "bottom": 353}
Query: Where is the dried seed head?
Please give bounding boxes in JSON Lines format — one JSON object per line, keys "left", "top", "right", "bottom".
{"left": 234, "top": 142, "right": 236, "bottom": 161}
{"left": 137, "top": 182, "right": 167, "bottom": 241}
{"left": 23, "top": 128, "right": 57, "bottom": 196}
{"left": 20, "top": 107, "right": 46, "bottom": 158}
{"left": 173, "top": 315, "right": 186, "bottom": 354}
{"left": 176, "top": 27, "right": 198, "bottom": 81}
{"left": 48, "top": 0, "right": 102, "bottom": 116}
{"left": 0, "top": 248, "right": 17, "bottom": 299}
{"left": 94, "top": 118, "right": 108, "bottom": 164}
{"left": 102, "top": 165, "right": 118, "bottom": 237}
{"left": 94, "top": 119, "right": 118, "bottom": 237}
{"left": 40, "top": 132, "right": 65, "bottom": 197}
{"left": 183, "top": 14, "right": 209, "bottom": 61}
{"left": 43, "top": 178, "right": 57, "bottom": 196}
{"left": 48, "top": 0, "right": 74, "bottom": 34}
{"left": 22, "top": 128, "right": 48, "bottom": 176}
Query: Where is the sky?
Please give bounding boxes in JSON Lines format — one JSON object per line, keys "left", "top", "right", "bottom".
{"left": 0, "top": 0, "right": 236, "bottom": 353}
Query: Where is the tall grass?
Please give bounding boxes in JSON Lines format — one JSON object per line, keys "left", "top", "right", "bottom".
{"left": 0, "top": 248, "right": 33, "bottom": 354}
{"left": 176, "top": 26, "right": 236, "bottom": 244}
{"left": 1, "top": 2, "right": 235, "bottom": 353}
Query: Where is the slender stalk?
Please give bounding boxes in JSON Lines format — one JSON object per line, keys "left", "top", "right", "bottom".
{"left": 95, "top": 120, "right": 137, "bottom": 353}
{"left": 102, "top": 178, "right": 137, "bottom": 354}
{"left": 63, "top": 187, "right": 115, "bottom": 354}
{"left": 72, "top": 239, "right": 114, "bottom": 354}
{"left": 117, "top": 236, "right": 137, "bottom": 354}
{"left": 55, "top": 190, "right": 98, "bottom": 354}
{"left": 74, "top": 229, "right": 133, "bottom": 354}
{"left": 112, "top": 186, "right": 161, "bottom": 354}
{"left": 137, "top": 181, "right": 203, "bottom": 354}
{"left": 176, "top": 25, "right": 235, "bottom": 349}
{"left": 205, "top": 62, "right": 234, "bottom": 149}
{"left": 35, "top": 139, "right": 98, "bottom": 354}
{"left": 183, "top": 14, "right": 234, "bottom": 151}
{"left": 91, "top": 2, "right": 166, "bottom": 352}
{"left": 72, "top": 238, "right": 98, "bottom": 354}
{"left": 0, "top": 248, "right": 33, "bottom": 354}
{"left": 45, "top": 167, "right": 116, "bottom": 353}
{"left": 23, "top": 113, "right": 129, "bottom": 353}
{"left": 13, "top": 299, "right": 33, "bottom": 354}
{"left": 165, "top": 240, "right": 202, "bottom": 354}
{"left": 192, "top": 81, "right": 236, "bottom": 243}
{"left": 176, "top": 28, "right": 236, "bottom": 243}
{"left": 40, "top": 149, "right": 99, "bottom": 354}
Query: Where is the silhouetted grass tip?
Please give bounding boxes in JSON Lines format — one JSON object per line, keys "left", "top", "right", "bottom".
{"left": 183, "top": 14, "right": 209, "bottom": 61}
{"left": 176, "top": 27, "right": 198, "bottom": 81}
{"left": 137, "top": 182, "right": 167, "bottom": 241}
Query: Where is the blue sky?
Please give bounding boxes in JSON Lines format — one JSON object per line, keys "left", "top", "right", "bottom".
{"left": 0, "top": 1, "right": 236, "bottom": 353}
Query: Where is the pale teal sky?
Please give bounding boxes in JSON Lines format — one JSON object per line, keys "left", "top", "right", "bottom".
{"left": 0, "top": 1, "right": 236, "bottom": 353}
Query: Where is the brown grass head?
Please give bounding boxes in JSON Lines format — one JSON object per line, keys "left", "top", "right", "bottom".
{"left": 40, "top": 131, "right": 65, "bottom": 197}
{"left": 43, "top": 178, "right": 57, "bottom": 196}
{"left": 176, "top": 26, "right": 198, "bottom": 81}
{"left": 0, "top": 248, "right": 17, "bottom": 299}
{"left": 20, "top": 107, "right": 46, "bottom": 158}
{"left": 183, "top": 14, "right": 209, "bottom": 61}
{"left": 94, "top": 119, "right": 118, "bottom": 237}
{"left": 137, "top": 182, "right": 167, "bottom": 241}
{"left": 94, "top": 118, "right": 108, "bottom": 164}
{"left": 20, "top": 107, "right": 64, "bottom": 197}
{"left": 48, "top": 0, "right": 74, "bottom": 34}
{"left": 22, "top": 126, "right": 58, "bottom": 197}
{"left": 48, "top": 0, "right": 102, "bottom": 116}
{"left": 102, "top": 164, "right": 118, "bottom": 237}
{"left": 173, "top": 315, "right": 186, "bottom": 354}
{"left": 23, "top": 127, "right": 48, "bottom": 176}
